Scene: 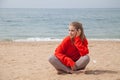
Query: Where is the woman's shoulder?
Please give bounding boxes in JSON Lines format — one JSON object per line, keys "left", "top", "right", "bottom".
{"left": 61, "top": 36, "right": 71, "bottom": 43}
{"left": 83, "top": 37, "right": 88, "bottom": 44}
{"left": 63, "top": 36, "right": 70, "bottom": 41}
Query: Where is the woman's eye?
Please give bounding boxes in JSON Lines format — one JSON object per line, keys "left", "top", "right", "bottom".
{"left": 69, "top": 30, "right": 75, "bottom": 32}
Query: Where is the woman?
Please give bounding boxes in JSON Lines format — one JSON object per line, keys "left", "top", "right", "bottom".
{"left": 49, "top": 21, "right": 90, "bottom": 74}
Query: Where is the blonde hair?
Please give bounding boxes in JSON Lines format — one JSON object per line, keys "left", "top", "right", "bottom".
{"left": 70, "top": 21, "right": 86, "bottom": 41}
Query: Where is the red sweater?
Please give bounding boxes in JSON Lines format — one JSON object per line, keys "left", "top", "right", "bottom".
{"left": 55, "top": 36, "right": 89, "bottom": 67}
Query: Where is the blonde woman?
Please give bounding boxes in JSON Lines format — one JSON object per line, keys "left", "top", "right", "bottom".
{"left": 49, "top": 21, "right": 90, "bottom": 74}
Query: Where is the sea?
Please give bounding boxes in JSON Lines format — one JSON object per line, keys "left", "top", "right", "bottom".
{"left": 0, "top": 8, "right": 120, "bottom": 42}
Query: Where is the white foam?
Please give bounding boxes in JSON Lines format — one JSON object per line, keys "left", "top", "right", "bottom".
{"left": 14, "top": 37, "right": 62, "bottom": 42}
{"left": 88, "top": 39, "right": 120, "bottom": 41}
{"left": 13, "top": 37, "right": 120, "bottom": 42}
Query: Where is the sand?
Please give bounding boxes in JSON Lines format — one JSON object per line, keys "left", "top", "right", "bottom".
{"left": 0, "top": 40, "right": 120, "bottom": 80}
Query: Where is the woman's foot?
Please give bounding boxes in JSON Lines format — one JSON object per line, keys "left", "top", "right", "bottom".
{"left": 57, "top": 70, "right": 65, "bottom": 74}
{"left": 57, "top": 70, "right": 73, "bottom": 74}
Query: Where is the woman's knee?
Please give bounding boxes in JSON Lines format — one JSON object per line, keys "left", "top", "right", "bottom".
{"left": 84, "top": 55, "right": 90, "bottom": 63}
{"left": 48, "top": 55, "right": 57, "bottom": 63}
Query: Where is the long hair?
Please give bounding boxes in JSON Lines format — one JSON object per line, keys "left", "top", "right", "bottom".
{"left": 69, "top": 21, "right": 86, "bottom": 41}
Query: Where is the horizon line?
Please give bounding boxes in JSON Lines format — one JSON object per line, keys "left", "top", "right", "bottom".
{"left": 0, "top": 7, "right": 120, "bottom": 9}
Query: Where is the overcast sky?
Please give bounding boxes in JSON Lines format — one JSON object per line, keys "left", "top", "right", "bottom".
{"left": 0, "top": 0, "right": 120, "bottom": 8}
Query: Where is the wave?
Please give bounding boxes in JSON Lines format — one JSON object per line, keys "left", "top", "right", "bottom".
{"left": 14, "top": 37, "right": 62, "bottom": 42}
{"left": 88, "top": 38, "right": 120, "bottom": 41}
{"left": 1, "top": 37, "right": 120, "bottom": 42}
{"left": 14, "top": 38, "right": 120, "bottom": 42}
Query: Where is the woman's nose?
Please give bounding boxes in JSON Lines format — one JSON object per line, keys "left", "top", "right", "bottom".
{"left": 69, "top": 31, "right": 72, "bottom": 34}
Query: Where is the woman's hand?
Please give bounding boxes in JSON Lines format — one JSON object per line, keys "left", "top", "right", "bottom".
{"left": 76, "top": 29, "right": 81, "bottom": 37}
{"left": 71, "top": 64, "right": 77, "bottom": 71}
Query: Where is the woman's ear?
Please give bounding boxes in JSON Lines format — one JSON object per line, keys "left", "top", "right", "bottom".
{"left": 76, "top": 29, "right": 81, "bottom": 37}
{"left": 78, "top": 29, "right": 81, "bottom": 33}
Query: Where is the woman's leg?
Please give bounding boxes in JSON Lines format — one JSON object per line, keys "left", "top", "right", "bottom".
{"left": 48, "top": 55, "right": 71, "bottom": 73}
{"left": 75, "top": 55, "right": 90, "bottom": 70}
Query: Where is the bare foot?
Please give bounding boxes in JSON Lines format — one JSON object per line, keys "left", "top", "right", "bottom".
{"left": 57, "top": 70, "right": 68, "bottom": 75}
{"left": 57, "top": 70, "right": 65, "bottom": 74}
{"left": 69, "top": 69, "right": 85, "bottom": 74}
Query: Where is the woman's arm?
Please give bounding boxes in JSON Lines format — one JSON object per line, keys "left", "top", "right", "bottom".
{"left": 55, "top": 37, "right": 75, "bottom": 67}
{"left": 74, "top": 36, "right": 89, "bottom": 56}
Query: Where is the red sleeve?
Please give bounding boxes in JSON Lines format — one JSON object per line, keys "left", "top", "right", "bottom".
{"left": 55, "top": 37, "right": 75, "bottom": 67}
{"left": 74, "top": 36, "right": 89, "bottom": 56}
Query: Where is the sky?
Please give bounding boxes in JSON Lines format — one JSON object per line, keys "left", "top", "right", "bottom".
{"left": 0, "top": 0, "right": 120, "bottom": 8}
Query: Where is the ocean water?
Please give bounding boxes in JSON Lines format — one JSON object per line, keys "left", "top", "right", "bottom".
{"left": 0, "top": 8, "right": 120, "bottom": 41}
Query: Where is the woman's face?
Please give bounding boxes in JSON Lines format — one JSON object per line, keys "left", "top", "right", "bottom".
{"left": 68, "top": 25, "right": 77, "bottom": 38}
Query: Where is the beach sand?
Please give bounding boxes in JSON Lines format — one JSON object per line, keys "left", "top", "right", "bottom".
{"left": 0, "top": 41, "right": 120, "bottom": 80}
